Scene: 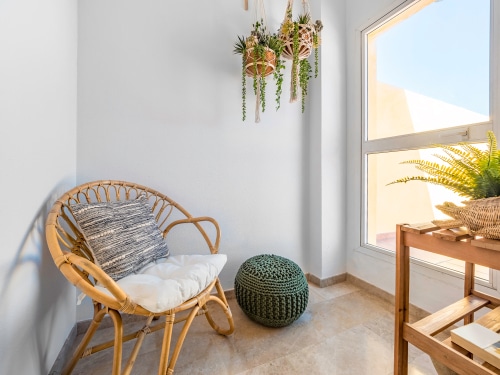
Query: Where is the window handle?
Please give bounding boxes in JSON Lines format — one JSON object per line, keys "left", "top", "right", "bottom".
{"left": 439, "top": 128, "right": 469, "bottom": 142}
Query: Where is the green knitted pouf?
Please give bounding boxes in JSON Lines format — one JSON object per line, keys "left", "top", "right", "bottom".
{"left": 234, "top": 254, "right": 309, "bottom": 327}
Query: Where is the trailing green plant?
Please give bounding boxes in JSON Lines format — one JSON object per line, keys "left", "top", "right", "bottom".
{"left": 312, "top": 31, "right": 320, "bottom": 78}
{"left": 268, "top": 32, "right": 285, "bottom": 111}
{"left": 234, "top": 20, "right": 285, "bottom": 122}
{"left": 235, "top": 38, "right": 248, "bottom": 121}
{"left": 279, "top": 13, "right": 323, "bottom": 113}
{"left": 387, "top": 131, "right": 500, "bottom": 200}
{"left": 298, "top": 58, "right": 312, "bottom": 113}
{"left": 291, "top": 22, "right": 300, "bottom": 101}
{"left": 259, "top": 73, "right": 267, "bottom": 112}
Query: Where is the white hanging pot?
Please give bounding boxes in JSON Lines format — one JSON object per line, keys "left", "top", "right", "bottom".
{"left": 280, "top": 23, "right": 314, "bottom": 61}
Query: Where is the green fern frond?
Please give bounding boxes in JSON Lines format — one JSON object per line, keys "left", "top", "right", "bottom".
{"left": 433, "top": 154, "right": 480, "bottom": 180}
{"left": 387, "top": 131, "right": 500, "bottom": 200}
{"left": 387, "top": 175, "right": 476, "bottom": 197}
{"left": 438, "top": 144, "right": 471, "bottom": 158}
{"left": 486, "top": 131, "right": 500, "bottom": 166}
{"left": 459, "top": 143, "right": 485, "bottom": 160}
{"left": 400, "top": 159, "right": 475, "bottom": 186}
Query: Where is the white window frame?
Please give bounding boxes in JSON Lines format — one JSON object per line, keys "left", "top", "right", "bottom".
{"left": 358, "top": 0, "right": 500, "bottom": 288}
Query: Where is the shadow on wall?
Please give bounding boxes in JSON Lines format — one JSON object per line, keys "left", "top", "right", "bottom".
{"left": 0, "top": 183, "right": 75, "bottom": 374}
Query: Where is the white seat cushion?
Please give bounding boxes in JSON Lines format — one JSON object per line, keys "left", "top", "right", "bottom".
{"left": 96, "top": 254, "right": 227, "bottom": 313}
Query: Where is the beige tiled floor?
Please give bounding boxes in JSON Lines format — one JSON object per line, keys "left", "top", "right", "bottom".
{"left": 70, "top": 282, "right": 442, "bottom": 375}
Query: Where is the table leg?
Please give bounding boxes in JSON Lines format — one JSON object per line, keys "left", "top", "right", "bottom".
{"left": 394, "top": 224, "right": 410, "bottom": 375}
{"left": 464, "top": 262, "right": 475, "bottom": 326}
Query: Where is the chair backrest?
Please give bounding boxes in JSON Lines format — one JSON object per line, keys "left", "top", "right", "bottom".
{"left": 45, "top": 180, "right": 216, "bottom": 311}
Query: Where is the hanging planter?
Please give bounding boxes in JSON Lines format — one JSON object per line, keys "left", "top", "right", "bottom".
{"left": 244, "top": 47, "right": 276, "bottom": 78}
{"left": 279, "top": 0, "right": 323, "bottom": 112}
{"left": 234, "top": 20, "right": 285, "bottom": 123}
{"left": 281, "top": 20, "right": 314, "bottom": 61}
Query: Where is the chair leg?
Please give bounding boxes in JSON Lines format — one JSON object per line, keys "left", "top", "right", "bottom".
{"left": 158, "top": 305, "right": 205, "bottom": 375}
{"left": 122, "top": 315, "right": 155, "bottom": 375}
{"left": 158, "top": 314, "right": 175, "bottom": 375}
{"left": 108, "top": 309, "right": 124, "bottom": 375}
{"left": 62, "top": 308, "right": 106, "bottom": 375}
{"left": 215, "top": 278, "right": 229, "bottom": 306}
{"left": 169, "top": 306, "right": 202, "bottom": 373}
{"left": 63, "top": 281, "right": 234, "bottom": 375}
{"left": 203, "top": 278, "right": 235, "bottom": 336}
{"left": 62, "top": 305, "right": 127, "bottom": 375}
{"left": 203, "top": 298, "right": 234, "bottom": 336}
{"left": 62, "top": 307, "right": 108, "bottom": 375}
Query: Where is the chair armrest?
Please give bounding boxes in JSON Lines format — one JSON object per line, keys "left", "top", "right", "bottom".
{"left": 163, "top": 216, "right": 221, "bottom": 254}
{"left": 55, "top": 253, "right": 135, "bottom": 311}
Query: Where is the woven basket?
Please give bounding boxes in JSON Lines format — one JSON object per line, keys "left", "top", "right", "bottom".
{"left": 234, "top": 254, "right": 308, "bottom": 327}
{"left": 433, "top": 196, "right": 500, "bottom": 239}
{"left": 280, "top": 24, "right": 314, "bottom": 61}
{"left": 244, "top": 47, "right": 276, "bottom": 78}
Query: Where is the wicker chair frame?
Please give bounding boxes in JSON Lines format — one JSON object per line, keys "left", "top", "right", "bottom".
{"left": 45, "top": 180, "right": 234, "bottom": 375}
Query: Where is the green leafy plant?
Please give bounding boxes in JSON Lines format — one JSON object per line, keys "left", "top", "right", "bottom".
{"left": 387, "top": 131, "right": 500, "bottom": 200}
{"left": 234, "top": 20, "right": 285, "bottom": 121}
{"left": 312, "top": 29, "right": 320, "bottom": 78}
{"left": 268, "top": 33, "right": 285, "bottom": 111}
{"left": 279, "top": 13, "right": 322, "bottom": 113}
{"left": 298, "top": 59, "right": 312, "bottom": 113}
{"left": 297, "top": 13, "right": 311, "bottom": 24}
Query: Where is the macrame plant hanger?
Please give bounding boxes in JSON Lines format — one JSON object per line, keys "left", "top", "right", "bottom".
{"left": 281, "top": 0, "right": 314, "bottom": 103}
{"left": 289, "top": 0, "right": 311, "bottom": 21}
{"left": 253, "top": 0, "right": 267, "bottom": 123}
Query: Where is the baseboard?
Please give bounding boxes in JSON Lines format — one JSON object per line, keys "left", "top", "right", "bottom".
{"left": 48, "top": 324, "right": 77, "bottom": 375}
{"left": 346, "top": 274, "right": 429, "bottom": 321}
{"left": 306, "top": 272, "right": 429, "bottom": 320}
{"left": 226, "top": 273, "right": 347, "bottom": 299}
{"left": 224, "top": 288, "right": 235, "bottom": 300}
{"left": 306, "top": 272, "right": 347, "bottom": 288}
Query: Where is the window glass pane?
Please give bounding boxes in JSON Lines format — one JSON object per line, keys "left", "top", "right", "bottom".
{"left": 366, "top": 0, "right": 490, "bottom": 140}
{"left": 367, "top": 148, "right": 489, "bottom": 281}
{"left": 367, "top": 149, "right": 461, "bottom": 247}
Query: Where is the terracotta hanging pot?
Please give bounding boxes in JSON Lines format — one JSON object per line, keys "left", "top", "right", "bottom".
{"left": 244, "top": 47, "right": 277, "bottom": 77}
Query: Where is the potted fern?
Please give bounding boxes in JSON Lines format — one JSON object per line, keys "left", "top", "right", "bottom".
{"left": 388, "top": 131, "right": 500, "bottom": 239}
{"left": 279, "top": 8, "right": 323, "bottom": 112}
{"left": 234, "top": 20, "right": 285, "bottom": 122}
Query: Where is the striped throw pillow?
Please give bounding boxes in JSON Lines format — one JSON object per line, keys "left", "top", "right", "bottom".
{"left": 72, "top": 194, "right": 169, "bottom": 281}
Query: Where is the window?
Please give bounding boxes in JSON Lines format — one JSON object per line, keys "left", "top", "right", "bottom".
{"left": 362, "top": 0, "right": 492, "bottom": 280}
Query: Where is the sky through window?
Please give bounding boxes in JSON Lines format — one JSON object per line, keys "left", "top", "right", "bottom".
{"left": 376, "top": 0, "right": 490, "bottom": 117}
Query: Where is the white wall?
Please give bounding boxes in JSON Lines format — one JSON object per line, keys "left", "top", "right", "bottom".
{"left": 77, "top": 0, "right": 345, "bottom": 318}
{"left": 0, "top": 0, "right": 77, "bottom": 373}
{"left": 308, "top": 0, "right": 347, "bottom": 280}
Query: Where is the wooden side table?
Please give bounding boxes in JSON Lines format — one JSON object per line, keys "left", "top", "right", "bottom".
{"left": 394, "top": 223, "right": 500, "bottom": 375}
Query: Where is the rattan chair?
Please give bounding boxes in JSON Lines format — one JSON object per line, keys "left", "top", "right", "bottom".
{"left": 46, "top": 180, "right": 234, "bottom": 375}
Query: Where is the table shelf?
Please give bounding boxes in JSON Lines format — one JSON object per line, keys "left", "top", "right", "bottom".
{"left": 394, "top": 223, "right": 500, "bottom": 375}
